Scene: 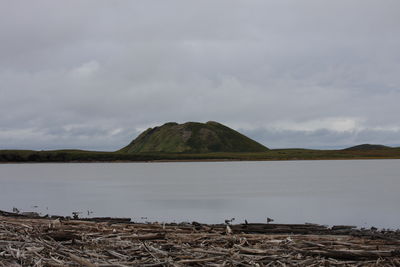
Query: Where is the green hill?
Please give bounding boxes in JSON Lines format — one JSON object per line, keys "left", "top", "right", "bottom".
{"left": 343, "top": 144, "right": 392, "bottom": 151}
{"left": 119, "top": 121, "right": 269, "bottom": 153}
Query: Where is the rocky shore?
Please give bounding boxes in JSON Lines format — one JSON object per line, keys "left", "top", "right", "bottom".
{"left": 0, "top": 212, "right": 400, "bottom": 266}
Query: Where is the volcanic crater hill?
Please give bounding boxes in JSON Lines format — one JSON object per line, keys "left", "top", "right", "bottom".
{"left": 119, "top": 121, "right": 269, "bottom": 153}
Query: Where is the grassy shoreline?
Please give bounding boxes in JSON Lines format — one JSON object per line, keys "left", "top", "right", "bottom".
{"left": 1, "top": 148, "right": 400, "bottom": 163}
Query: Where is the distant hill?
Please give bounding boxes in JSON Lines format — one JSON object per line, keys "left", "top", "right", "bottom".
{"left": 343, "top": 144, "right": 392, "bottom": 151}
{"left": 119, "top": 121, "right": 269, "bottom": 153}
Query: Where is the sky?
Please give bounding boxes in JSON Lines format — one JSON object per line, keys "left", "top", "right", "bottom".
{"left": 0, "top": 0, "right": 399, "bottom": 150}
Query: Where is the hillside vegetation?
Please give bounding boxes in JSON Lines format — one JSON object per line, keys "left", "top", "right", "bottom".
{"left": 343, "top": 144, "right": 392, "bottom": 151}
{"left": 119, "top": 121, "right": 269, "bottom": 153}
{"left": 1, "top": 121, "right": 400, "bottom": 162}
{"left": 1, "top": 148, "right": 400, "bottom": 163}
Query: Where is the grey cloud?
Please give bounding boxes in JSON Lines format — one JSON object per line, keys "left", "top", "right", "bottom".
{"left": 242, "top": 128, "right": 400, "bottom": 150}
{"left": 0, "top": 1, "right": 399, "bottom": 150}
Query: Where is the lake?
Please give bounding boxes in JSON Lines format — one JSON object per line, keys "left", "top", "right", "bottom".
{"left": 0, "top": 160, "right": 399, "bottom": 228}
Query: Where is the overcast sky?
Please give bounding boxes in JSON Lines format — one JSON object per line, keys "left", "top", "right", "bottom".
{"left": 0, "top": 0, "right": 399, "bottom": 150}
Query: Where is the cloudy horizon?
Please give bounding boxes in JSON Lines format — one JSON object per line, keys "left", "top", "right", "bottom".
{"left": 1, "top": 1, "right": 399, "bottom": 151}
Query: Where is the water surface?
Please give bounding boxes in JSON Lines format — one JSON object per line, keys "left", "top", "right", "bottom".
{"left": 0, "top": 160, "right": 399, "bottom": 228}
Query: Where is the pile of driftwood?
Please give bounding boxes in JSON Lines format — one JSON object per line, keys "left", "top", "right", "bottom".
{"left": 1, "top": 213, "right": 400, "bottom": 266}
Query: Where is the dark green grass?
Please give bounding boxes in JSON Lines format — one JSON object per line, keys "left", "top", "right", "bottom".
{"left": 1, "top": 148, "right": 400, "bottom": 163}
{"left": 120, "top": 121, "right": 269, "bottom": 153}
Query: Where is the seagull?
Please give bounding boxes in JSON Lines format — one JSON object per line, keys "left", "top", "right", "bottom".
{"left": 267, "top": 217, "right": 274, "bottom": 224}
{"left": 72, "top": 212, "right": 82, "bottom": 219}
{"left": 224, "top": 218, "right": 235, "bottom": 225}
{"left": 12, "top": 207, "right": 20, "bottom": 214}
{"left": 226, "top": 225, "right": 232, "bottom": 235}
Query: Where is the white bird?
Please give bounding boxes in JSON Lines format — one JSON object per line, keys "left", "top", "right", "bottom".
{"left": 226, "top": 225, "right": 232, "bottom": 235}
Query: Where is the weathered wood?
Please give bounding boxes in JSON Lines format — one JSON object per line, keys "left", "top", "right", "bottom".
{"left": 0, "top": 210, "right": 25, "bottom": 217}
{"left": 332, "top": 225, "right": 357, "bottom": 230}
{"left": 69, "top": 253, "right": 98, "bottom": 267}
{"left": 177, "top": 257, "right": 219, "bottom": 263}
{"left": 299, "top": 249, "right": 399, "bottom": 260}
{"left": 77, "top": 217, "right": 131, "bottom": 223}
{"left": 129, "top": 233, "right": 166, "bottom": 240}
{"left": 1, "top": 214, "right": 400, "bottom": 266}
{"left": 46, "top": 231, "right": 80, "bottom": 242}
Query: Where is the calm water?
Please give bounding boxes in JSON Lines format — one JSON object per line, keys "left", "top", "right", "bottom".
{"left": 0, "top": 160, "right": 399, "bottom": 228}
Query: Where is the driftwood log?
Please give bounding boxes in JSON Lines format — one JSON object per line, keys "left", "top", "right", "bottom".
{"left": 0, "top": 211, "right": 400, "bottom": 266}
